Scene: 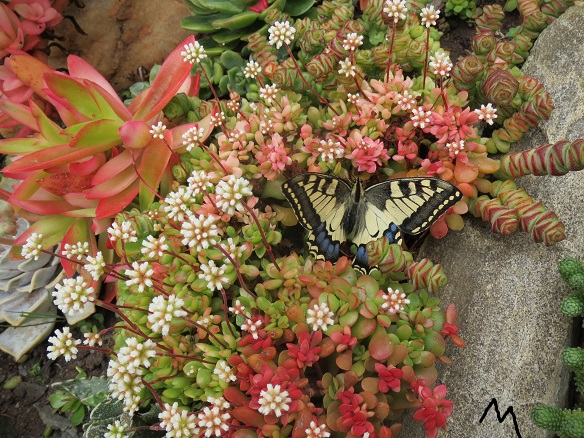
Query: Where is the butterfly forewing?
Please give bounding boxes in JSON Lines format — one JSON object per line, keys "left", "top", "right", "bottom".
{"left": 282, "top": 174, "right": 353, "bottom": 261}
{"left": 363, "top": 178, "right": 462, "bottom": 235}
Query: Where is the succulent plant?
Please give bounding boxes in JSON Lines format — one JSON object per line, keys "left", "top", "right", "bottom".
{"left": 0, "top": 208, "right": 66, "bottom": 361}
{"left": 532, "top": 258, "right": 584, "bottom": 437}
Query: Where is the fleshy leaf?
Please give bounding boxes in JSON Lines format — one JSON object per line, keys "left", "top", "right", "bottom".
{"left": 7, "top": 52, "right": 53, "bottom": 100}
{"left": 95, "top": 179, "right": 139, "bottom": 219}
{"left": 138, "top": 139, "right": 171, "bottom": 209}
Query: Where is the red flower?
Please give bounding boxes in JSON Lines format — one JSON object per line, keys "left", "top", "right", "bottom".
{"left": 337, "top": 389, "right": 375, "bottom": 436}
{"left": 286, "top": 331, "right": 322, "bottom": 368}
{"left": 412, "top": 384, "right": 454, "bottom": 438}
{"left": 374, "top": 363, "right": 403, "bottom": 393}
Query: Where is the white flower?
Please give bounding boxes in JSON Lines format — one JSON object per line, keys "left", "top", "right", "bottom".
{"left": 61, "top": 241, "right": 89, "bottom": 261}
{"left": 181, "top": 214, "right": 221, "bottom": 252}
{"left": 318, "top": 138, "right": 345, "bottom": 163}
{"left": 342, "top": 32, "right": 363, "bottom": 51}
{"left": 85, "top": 251, "right": 106, "bottom": 281}
{"left": 181, "top": 41, "right": 207, "bottom": 64}
{"left": 125, "top": 262, "right": 154, "bottom": 293}
{"left": 475, "top": 103, "right": 498, "bottom": 125}
{"left": 105, "top": 420, "right": 127, "bottom": 438}
{"left": 268, "top": 20, "right": 296, "bottom": 49}
{"left": 306, "top": 420, "right": 331, "bottom": 438}
{"left": 244, "top": 58, "right": 262, "bottom": 79}
{"left": 208, "top": 396, "right": 230, "bottom": 410}
{"left": 163, "top": 186, "right": 194, "bottom": 222}
{"left": 397, "top": 89, "right": 417, "bottom": 111}
{"left": 52, "top": 277, "right": 95, "bottom": 316}
{"left": 22, "top": 232, "right": 43, "bottom": 260}
{"left": 117, "top": 337, "right": 157, "bottom": 370}
{"left": 108, "top": 221, "right": 138, "bottom": 244}
{"left": 149, "top": 121, "right": 167, "bottom": 139}
{"left": 220, "top": 237, "right": 243, "bottom": 262}
{"left": 107, "top": 358, "right": 144, "bottom": 414}
{"left": 306, "top": 302, "right": 335, "bottom": 331}
{"left": 383, "top": 0, "right": 408, "bottom": 23}
{"left": 411, "top": 106, "right": 432, "bottom": 129}
{"left": 141, "top": 235, "right": 168, "bottom": 259}
{"left": 446, "top": 140, "right": 465, "bottom": 155}
{"left": 381, "top": 288, "right": 410, "bottom": 314}
{"left": 214, "top": 360, "right": 237, "bottom": 382}
{"left": 182, "top": 125, "right": 205, "bottom": 152}
{"left": 241, "top": 317, "right": 263, "bottom": 340}
{"left": 228, "top": 299, "right": 246, "bottom": 316}
{"left": 148, "top": 294, "right": 187, "bottom": 336}
{"left": 259, "top": 83, "right": 279, "bottom": 104}
{"left": 338, "top": 57, "right": 356, "bottom": 77}
{"left": 258, "top": 384, "right": 291, "bottom": 417}
{"left": 187, "top": 170, "right": 213, "bottom": 196}
{"left": 47, "top": 327, "right": 80, "bottom": 362}
{"left": 428, "top": 50, "right": 452, "bottom": 77}
{"left": 420, "top": 5, "right": 440, "bottom": 28}
{"left": 198, "top": 260, "right": 230, "bottom": 291}
{"left": 347, "top": 92, "right": 359, "bottom": 105}
{"left": 197, "top": 405, "right": 230, "bottom": 437}
{"left": 215, "top": 175, "right": 253, "bottom": 216}
{"left": 83, "top": 332, "right": 103, "bottom": 347}
{"left": 210, "top": 111, "right": 226, "bottom": 127}
{"left": 159, "top": 403, "right": 199, "bottom": 437}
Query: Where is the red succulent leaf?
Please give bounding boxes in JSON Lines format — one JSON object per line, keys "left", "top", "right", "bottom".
{"left": 374, "top": 363, "right": 403, "bottom": 393}
{"left": 36, "top": 171, "right": 94, "bottom": 197}
{"left": 231, "top": 406, "right": 266, "bottom": 428}
{"left": 6, "top": 52, "right": 53, "bottom": 100}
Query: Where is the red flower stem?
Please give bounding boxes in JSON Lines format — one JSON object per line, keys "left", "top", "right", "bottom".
{"left": 198, "top": 61, "right": 222, "bottom": 107}
{"left": 79, "top": 345, "right": 113, "bottom": 355}
{"left": 157, "top": 353, "right": 216, "bottom": 365}
{"left": 422, "top": 27, "right": 430, "bottom": 89}
{"left": 141, "top": 377, "right": 165, "bottom": 410}
{"left": 212, "top": 243, "right": 257, "bottom": 299}
{"left": 97, "top": 300, "right": 149, "bottom": 338}
{"left": 200, "top": 143, "right": 229, "bottom": 174}
{"left": 162, "top": 138, "right": 189, "bottom": 175}
{"left": 385, "top": 22, "right": 397, "bottom": 82}
{"left": 130, "top": 154, "right": 165, "bottom": 201}
{"left": 220, "top": 288, "right": 238, "bottom": 339}
{"left": 241, "top": 202, "right": 280, "bottom": 270}
{"left": 284, "top": 43, "right": 339, "bottom": 116}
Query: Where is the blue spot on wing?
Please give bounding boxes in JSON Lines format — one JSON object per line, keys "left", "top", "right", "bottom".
{"left": 384, "top": 223, "right": 400, "bottom": 243}
{"left": 354, "top": 245, "right": 369, "bottom": 271}
{"left": 311, "top": 223, "right": 340, "bottom": 262}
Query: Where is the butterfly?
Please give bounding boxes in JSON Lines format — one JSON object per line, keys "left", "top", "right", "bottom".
{"left": 282, "top": 173, "right": 462, "bottom": 269}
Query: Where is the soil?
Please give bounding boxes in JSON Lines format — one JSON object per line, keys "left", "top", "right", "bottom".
{"left": 0, "top": 2, "right": 525, "bottom": 438}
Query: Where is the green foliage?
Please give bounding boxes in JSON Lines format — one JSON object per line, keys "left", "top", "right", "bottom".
{"left": 445, "top": 0, "right": 477, "bottom": 19}
{"left": 533, "top": 406, "right": 584, "bottom": 438}
{"left": 49, "top": 374, "right": 109, "bottom": 427}
{"left": 83, "top": 399, "right": 163, "bottom": 438}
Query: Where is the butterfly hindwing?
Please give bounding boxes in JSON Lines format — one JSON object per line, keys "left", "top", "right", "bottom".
{"left": 282, "top": 174, "right": 353, "bottom": 262}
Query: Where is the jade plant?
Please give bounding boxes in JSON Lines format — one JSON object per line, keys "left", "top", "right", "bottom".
{"left": 532, "top": 257, "right": 584, "bottom": 438}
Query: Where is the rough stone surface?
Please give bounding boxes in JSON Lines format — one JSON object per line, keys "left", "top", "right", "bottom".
{"left": 402, "top": 6, "right": 584, "bottom": 438}
{"left": 49, "top": 0, "right": 192, "bottom": 91}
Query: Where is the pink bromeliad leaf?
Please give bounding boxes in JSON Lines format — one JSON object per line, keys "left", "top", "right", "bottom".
{"left": 119, "top": 120, "right": 152, "bottom": 149}
{"left": 129, "top": 35, "right": 195, "bottom": 121}
{"left": 138, "top": 139, "right": 171, "bottom": 209}
{"left": 95, "top": 179, "right": 139, "bottom": 219}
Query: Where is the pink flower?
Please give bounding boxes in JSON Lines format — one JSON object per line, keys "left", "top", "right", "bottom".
{"left": 412, "top": 383, "right": 455, "bottom": 438}
{"left": 374, "top": 363, "right": 403, "bottom": 393}
{"left": 10, "top": 0, "right": 63, "bottom": 35}
{"left": 346, "top": 136, "right": 389, "bottom": 173}
{"left": 286, "top": 331, "right": 322, "bottom": 368}
{"left": 256, "top": 132, "right": 292, "bottom": 180}
{"left": 429, "top": 106, "right": 479, "bottom": 145}
{"left": 392, "top": 126, "right": 418, "bottom": 161}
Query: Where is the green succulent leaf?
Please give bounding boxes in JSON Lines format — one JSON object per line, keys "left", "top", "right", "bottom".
{"left": 283, "top": 0, "right": 316, "bottom": 16}
{"left": 212, "top": 11, "right": 260, "bottom": 30}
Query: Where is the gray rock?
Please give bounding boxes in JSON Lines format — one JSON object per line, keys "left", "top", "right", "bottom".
{"left": 403, "top": 5, "right": 584, "bottom": 438}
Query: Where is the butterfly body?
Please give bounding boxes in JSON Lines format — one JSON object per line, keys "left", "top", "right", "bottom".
{"left": 282, "top": 173, "right": 462, "bottom": 268}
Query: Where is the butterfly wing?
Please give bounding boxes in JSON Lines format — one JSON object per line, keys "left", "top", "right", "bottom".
{"left": 362, "top": 177, "right": 462, "bottom": 235}
{"left": 282, "top": 173, "right": 353, "bottom": 262}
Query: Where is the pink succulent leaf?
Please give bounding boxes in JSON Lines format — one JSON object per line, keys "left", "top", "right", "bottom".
{"left": 0, "top": 58, "right": 33, "bottom": 103}
{"left": 12, "top": 0, "right": 62, "bottom": 34}
{"left": 13, "top": 214, "right": 75, "bottom": 248}
{"left": 84, "top": 80, "right": 131, "bottom": 121}
{"left": 95, "top": 179, "right": 139, "bottom": 219}
{"left": 0, "top": 100, "right": 37, "bottom": 131}
{"left": 68, "top": 153, "right": 107, "bottom": 176}
{"left": 129, "top": 35, "right": 196, "bottom": 121}
{"left": 2, "top": 119, "right": 121, "bottom": 175}
{"left": 168, "top": 115, "right": 212, "bottom": 150}
{"left": 0, "top": 137, "right": 39, "bottom": 154}
{"left": 29, "top": 99, "right": 70, "bottom": 144}
{"left": 66, "top": 55, "right": 119, "bottom": 100}
{"left": 4, "top": 51, "right": 52, "bottom": 100}
{"left": 119, "top": 120, "right": 153, "bottom": 148}
{"left": 0, "top": 4, "right": 25, "bottom": 57}
{"left": 92, "top": 149, "right": 134, "bottom": 186}
{"left": 138, "top": 139, "right": 171, "bottom": 209}
{"left": 86, "top": 165, "right": 136, "bottom": 200}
